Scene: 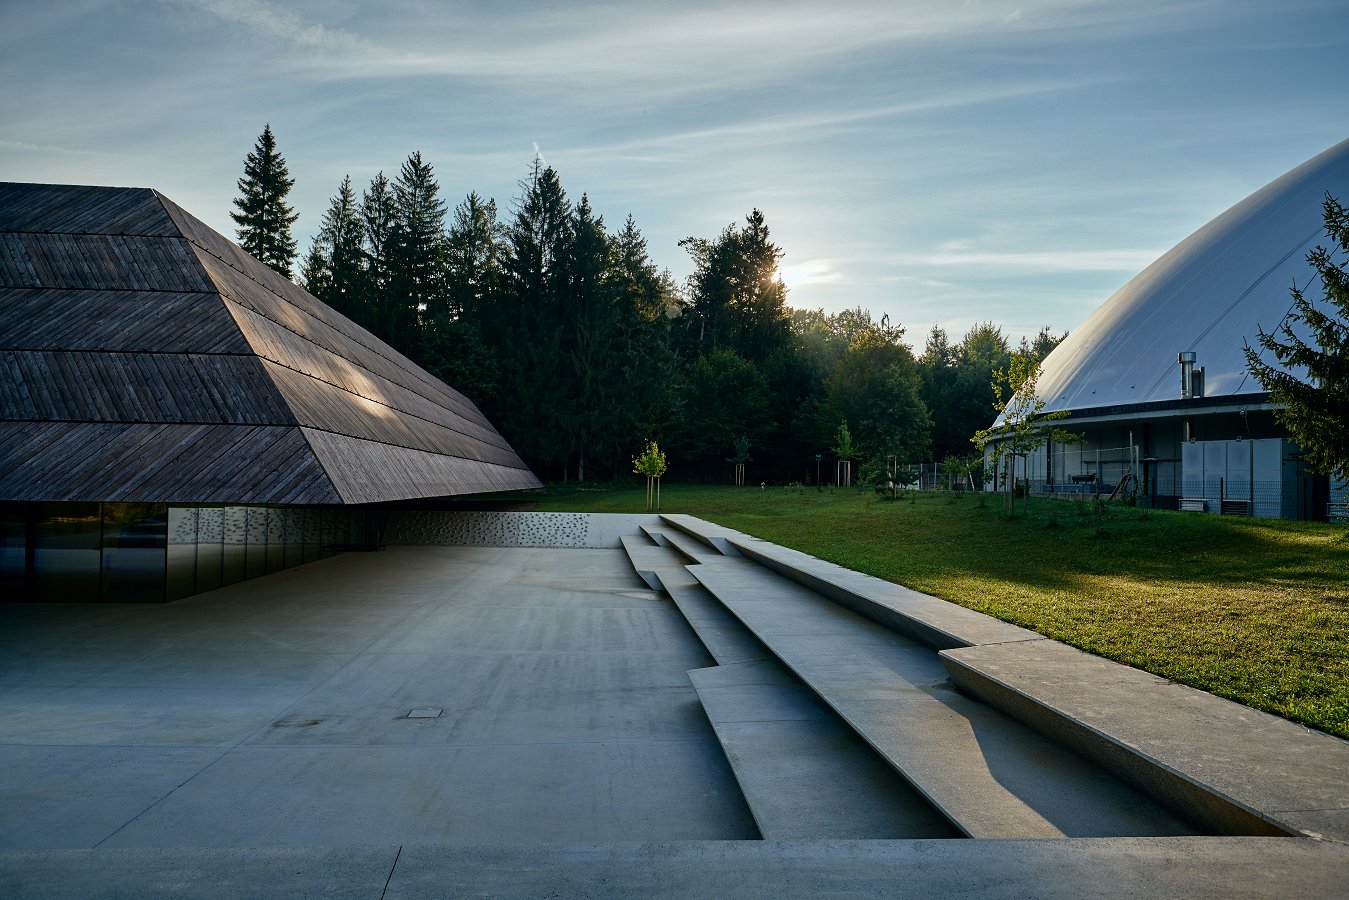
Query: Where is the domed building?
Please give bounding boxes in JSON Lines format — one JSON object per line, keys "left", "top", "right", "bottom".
{"left": 996, "top": 139, "right": 1349, "bottom": 520}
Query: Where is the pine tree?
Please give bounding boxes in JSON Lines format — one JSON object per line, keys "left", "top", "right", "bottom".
{"left": 492, "top": 162, "right": 573, "bottom": 477}
{"left": 444, "top": 192, "right": 502, "bottom": 324}
{"left": 388, "top": 152, "right": 448, "bottom": 349}
{"left": 301, "top": 176, "right": 369, "bottom": 326}
{"left": 1245, "top": 193, "right": 1349, "bottom": 480}
{"left": 359, "top": 172, "right": 398, "bottom": 343}
{"left": 230, "top": 124, "right": 299, "bottom": 277}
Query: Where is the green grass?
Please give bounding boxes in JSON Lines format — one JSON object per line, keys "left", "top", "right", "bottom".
{"left": 524, "top": 482, "right": 1349, "bottom": 738}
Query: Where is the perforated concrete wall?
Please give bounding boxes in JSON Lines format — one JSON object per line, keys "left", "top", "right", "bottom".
{"left": 387, "top": 511, "right": 663, "bottom": 549}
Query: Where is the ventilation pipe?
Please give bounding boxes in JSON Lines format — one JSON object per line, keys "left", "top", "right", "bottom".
{"left": 1178, "top": 351, "right": 1197, "bottom": 399}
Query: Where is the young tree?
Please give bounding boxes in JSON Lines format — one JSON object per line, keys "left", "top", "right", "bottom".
{"left": 973, "top": 353, "right": 1079, "bottom": 517}
{"left": 231, "top": 124, "right": 299, "bottom": 277}
{"left": 833, "top": 421, "right": 855, "bottom": 486}
{"left": 1245, "top": 193, "right": 1349, "bottom": 480}
{"left": 633, "top": 440, "right": 669, "bottom": 511}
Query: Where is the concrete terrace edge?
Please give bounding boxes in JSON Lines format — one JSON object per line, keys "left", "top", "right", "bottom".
{"left": 4, "top": 838, "right": 1349, "bottom": 899}
{"left": 658, "top": 513, "right": 1349, "bottom": 844}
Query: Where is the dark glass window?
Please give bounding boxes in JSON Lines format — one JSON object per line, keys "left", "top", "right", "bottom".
{"left": 222, "top": 506, "right": 248, "bottom": 586}
{"left": 167, "top": 506, "right": 198, "bottom": 601}
{"left": 1, "top": 503, "right": 30, "bottom": 600}
{"left": 245, "top": 506, "right": 268, "bottom": 580}
{"left": 195, "top": 506, "right": 223, "bottom": 593}
{"left": 266, "top": 507, "right": 285, "bottom": 573}
{"left": 34, "top": 503, "right": 101, "bottom": 602}
{"left": 284, "top": 508, "right": 303, "bottom": 569}
{"left": 100, "top": 503, "right": 167, "bottom": 602}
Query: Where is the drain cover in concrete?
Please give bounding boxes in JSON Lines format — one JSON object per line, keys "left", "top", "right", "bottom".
{"left": 407, "top": 708, "right": 443, "bottom": 718}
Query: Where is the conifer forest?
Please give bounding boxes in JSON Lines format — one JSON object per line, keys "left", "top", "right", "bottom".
{"left": 237, "top": 130, "right": 1063, "bottom": 484}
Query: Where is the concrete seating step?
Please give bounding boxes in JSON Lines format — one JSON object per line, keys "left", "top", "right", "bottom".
{"left": 941, "top": 640, "right": 1349, "bottom": 842}
{"left": 660, "top": 514, "right": 743, "bottom": 556}
{"left": 690, "top": 563, "right": 1200, "bottom": 839}
{"left": 618, "top": 533, "right": 766, "bottom": 664}
{"left": 640, "top": 524, "right": 725, "bottom": 564}
{"left": 661, "top": 568, "right": 773, "bottom": 667}
{"left": 666, "top": 517, "right": 1037, "bottom": 650}
{"left": 619, "top": 534, "right": 673, "bottom": 590}
{"left": 689, "top": 660, "right": 959, "bottom": 840}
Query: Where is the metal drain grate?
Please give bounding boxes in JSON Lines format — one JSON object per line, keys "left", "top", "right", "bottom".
{"left": 407, "top": 708, "right": 443, "bottom": 719}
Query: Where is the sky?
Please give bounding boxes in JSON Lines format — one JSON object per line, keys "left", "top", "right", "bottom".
{"left": 3, "top": 0, "right": 1347, "bottom": 348}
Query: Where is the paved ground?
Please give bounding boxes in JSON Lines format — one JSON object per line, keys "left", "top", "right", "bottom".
{"left": 0, "top": 546, "right": 757, "bottom": 849}
{"left": 4, "top": 522, "right": 1347, "bottom": 897}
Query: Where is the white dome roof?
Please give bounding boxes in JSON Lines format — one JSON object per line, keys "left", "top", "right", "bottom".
{"left": 1030, "top": 138, "right": 1349, "bottom": 418}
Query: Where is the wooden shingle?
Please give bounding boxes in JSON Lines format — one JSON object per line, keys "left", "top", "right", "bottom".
{"left": 0, "top": 182, "right": 540, "bottom": 504}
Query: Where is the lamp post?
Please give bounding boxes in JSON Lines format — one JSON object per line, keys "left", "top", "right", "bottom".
{"left": 814, "top": 454, "right": 821, "bottom": 486}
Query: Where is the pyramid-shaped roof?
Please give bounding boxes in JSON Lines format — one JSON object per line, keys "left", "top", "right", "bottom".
{"left": 0, "top": 182, "right": 541, "bottom": 504}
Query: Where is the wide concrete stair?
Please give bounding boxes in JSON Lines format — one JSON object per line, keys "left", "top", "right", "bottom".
{"left": 621, "top": 514, "right": 1349, "bottom": 844}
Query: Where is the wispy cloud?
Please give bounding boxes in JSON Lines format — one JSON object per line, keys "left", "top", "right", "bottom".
{"left": 893, "top": 247, "right": 1164, "bottom": 273}
{"left": 0, "top": 138, "right": 134, "bottom": 160}
{"left": 164, "top": 0, "right": 370, "bottom": 52}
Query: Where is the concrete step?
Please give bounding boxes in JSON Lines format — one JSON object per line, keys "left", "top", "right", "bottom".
{"left": 665, "top": 516, "right": 1037, "bottom": 650}
{"left": 941, "top": 640, "right": 1349, "bottom": 841}
{"left": 640, "top": 524, "right": 725, "bottom": 564}
{"left": 690, "top": 563, "right": 1201, "bottom": 839}
{"left": 660, "top": 514, "right": 743, "bottom": 557}
{"left": 689, "top": 660, "right": 959, "bottom": 840}
{"left": 618, "top": 533, "right": 672, "bottom": 590}
{"left": 618, "top": 532, "right": 766, "bottom": 664}
{"left": 660, "top": 567, "right": 772, "bottom": 667}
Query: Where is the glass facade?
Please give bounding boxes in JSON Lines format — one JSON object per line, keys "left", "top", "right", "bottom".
{"left": 0, "top": 502, "right": 365, "bottom": 603}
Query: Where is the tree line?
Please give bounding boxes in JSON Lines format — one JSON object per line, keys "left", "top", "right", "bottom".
{"left": 232, "top": 126, "right": 1065, "bottom": 484}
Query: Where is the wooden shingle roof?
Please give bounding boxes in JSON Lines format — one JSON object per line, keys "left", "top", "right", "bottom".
{"left": 0, "top": 182, "right": 541, "bottom": 504}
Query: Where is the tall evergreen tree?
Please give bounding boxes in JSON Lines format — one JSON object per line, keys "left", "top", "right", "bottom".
{"left": 387, "top": 152, "right": 448, "bottom": 351}
{"left": 490, "top": 162, "right": 574, "bottom": 477}
{"left": 231, "top": 124, "right": 299, "bottom": 277}
{"left": 1245, "top": 193, "right": 1349, "bottom": 479}
{"left": 417, "top": 192, "right": 504, "bottom": 405}
{"left": 301, "top": 176, "right": 370, "bottom": 327}
{"left": 444, "top": 192, "right": 502, "bottom": 324}
{"left": 359, "top": 172, "right": 398, "bottom": 344}
{"left": 556, "top": 195, "right": 618, "bottom": 480}
{"left": 680, "top": 209, "right": 790, "bottom": 367}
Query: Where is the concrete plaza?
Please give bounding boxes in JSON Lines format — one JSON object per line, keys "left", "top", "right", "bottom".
{"left": 3, "top": 517, "right": 1347, "bottom": 898}
{"left": 0, "top": 545, "right": 756, "bottom": 850}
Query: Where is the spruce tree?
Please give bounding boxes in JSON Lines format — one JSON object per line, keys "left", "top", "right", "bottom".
{"left": 302, "top": 176, "right": 369, "bottom": 326}
{"left": 1245, "top": 193, "right": 1349, "bottom": 479}
{"left": 231, "top": 124, "right": 299, "bottom": 277}
{"left": 359, "top": 173, "right": 398, "bottom": 343}
{"left": 388, "top": 152, "right": 448, "bottom": 349}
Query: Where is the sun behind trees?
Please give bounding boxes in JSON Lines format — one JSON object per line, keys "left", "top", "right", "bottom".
{"left": 284, "top": 142, "right": 1062, "bottom": 484}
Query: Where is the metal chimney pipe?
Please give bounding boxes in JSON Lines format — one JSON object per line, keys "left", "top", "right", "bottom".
{"left": 1178, "top": 351, "right": 1197, "bottom": 399}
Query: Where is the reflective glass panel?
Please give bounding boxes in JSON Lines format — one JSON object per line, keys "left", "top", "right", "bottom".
{"left": 266, "top": 508, "right": 285, "bottom": 573}
{"left": 195, "top": 506, "right": 223, "bottom": 593}
{"left": 34, "top": 503, "right": 101, "bottom": 602}
{"left": 246, "top": 507, "right": 268, "bottom": 580}
{"left": 167, "top": 506, "right": 198, "bottom": 601}
{"left": 0, "top": 503, "right": 28, "bottom": 599}
{"left": 222, "top": 506, "right": 248, "bottom": 586}
{"left": 100, "top": 503, "right": 167, "bottom": 602}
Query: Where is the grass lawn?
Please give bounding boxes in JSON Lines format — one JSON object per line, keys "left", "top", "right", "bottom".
{"left": 524, "top": 482, "right": 1349, "bottom": 739}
